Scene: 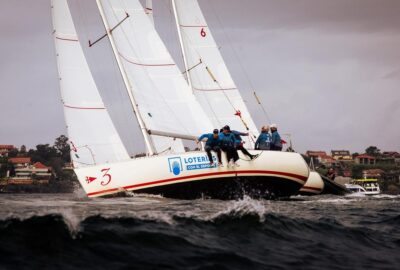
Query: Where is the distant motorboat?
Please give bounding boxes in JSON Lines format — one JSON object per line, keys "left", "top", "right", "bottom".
{"left": 345, "top": 183, "right": 367, "bottom": 196}
{"left": 350, "top": 179, "right": 381, "bottom": 195}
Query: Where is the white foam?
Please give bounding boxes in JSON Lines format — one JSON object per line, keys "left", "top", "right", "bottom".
{"left": 210, "top": 196, "right": 268, "bottom": 221}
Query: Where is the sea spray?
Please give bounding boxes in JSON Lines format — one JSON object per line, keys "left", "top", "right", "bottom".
{"left": 211, "top": 195, "right": 268, "bottom": 222}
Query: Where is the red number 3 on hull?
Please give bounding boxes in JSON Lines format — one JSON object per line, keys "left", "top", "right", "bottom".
{"left": 101, "top": 168, "right": 112, "bottom": 186}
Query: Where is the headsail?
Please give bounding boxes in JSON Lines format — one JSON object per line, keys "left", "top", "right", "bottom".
{"left": 52, "top": 0, "right": 130, "bottom": 167}
{"left": 172, "top": 0, "right": 259, "bottom": 145}
{"left": 96, "top": 0, "right": 213, "bottom": 154}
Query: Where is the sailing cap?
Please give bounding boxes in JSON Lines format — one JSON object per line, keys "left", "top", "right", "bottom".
{"left": 270, "top": 123, "right": 277, "bottom": 129}
{"left": 213, "top": 129, "right": 219, "bottom": 134}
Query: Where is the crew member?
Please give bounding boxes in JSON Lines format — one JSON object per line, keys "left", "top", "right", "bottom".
{"left": 231, "top": 129, "right": 256, "bottom": 160}
{"left": 270, "top": 124, "right": 282, "bottom": 151}
{"left": 220, "top": 125, "right": 240, "bottom": 167}
{"left": 196, "top": 129, "right": 222, "bottom": 166}
{"left": 255, "top": 125, "right": 271, "bottom": 150}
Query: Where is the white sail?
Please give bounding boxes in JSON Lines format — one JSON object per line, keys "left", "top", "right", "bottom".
{"left": 173, "top": 0, "right": 259, "bottom": 146}
{"left": 52, "top": 0, "right": 130, "bottom": 167}
{"left": 97, "top": 0, "right": 213, "bottom": 154}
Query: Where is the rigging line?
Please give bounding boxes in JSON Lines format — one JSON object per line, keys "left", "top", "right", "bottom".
{"left": 206, "top": 65, "right": 254, "bottom": 137}
{"left": 204, "top": 65, "right": 237, "bottom": 112}
{"left": 177, "top": 19, "right": 252, "bottom": 134}
{"left": 77, "top": 1, "right": 137, "bottom": 155}
{"left": 89, "top": 12, "right": 130, "bottom": 47}
{"left": 253, "top": 91, "right": 271, "bottom": 123}
{"left": 175, "top": 25, "right": 236, "bottom": 126}
{"left": 117, "top": 4, "right": 190, "bottom": 138}
{"left": 182, "top": 59, "right": 202, "bottom": 74}
{"left": 207, "top": 1, "right": 257, "bottom": 91}
{"left": 107, "top": 1, "right": 191, "bottom": 137}
{"left": 206, "top": 1, "right": 272, "bottom": 124}
{"left": 176, "top": 27, "right": 225, "bottom": 128}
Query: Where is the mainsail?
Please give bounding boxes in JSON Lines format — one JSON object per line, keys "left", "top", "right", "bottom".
{"left": 172, "top": 0, "right": 259, "bottom": 145}
{"left": 96, "top": 0, "right": 213, "bottom": 154}
{"left": 52, "top": 0, "right": 130, "bottom": 167}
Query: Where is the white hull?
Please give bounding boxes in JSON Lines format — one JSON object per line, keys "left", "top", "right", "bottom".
{"left": 74, "top": 150, "right": 309, "bottom": 199}
{"left": 299, "top": 171, "right": 324, "bottom": 195}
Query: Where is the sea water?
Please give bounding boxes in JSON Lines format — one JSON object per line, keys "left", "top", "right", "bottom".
{"left": 0, "top": 192, "right": 399, "bottom": 269}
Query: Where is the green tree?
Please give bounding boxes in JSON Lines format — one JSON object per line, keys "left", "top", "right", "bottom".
{"left": 28, "top": 144, "right": 58, "bottom": 165}
{"left": 54, "top": 135, "right": 71, "bottom": 163}
{"left": 20, "top": 145, "right": 27, "bottom": 154}
{"left": 8, "top": 148, "right": 19, "bottom": 158}
{"left": 365, "top": 146, "right": 381, "bottom": 157}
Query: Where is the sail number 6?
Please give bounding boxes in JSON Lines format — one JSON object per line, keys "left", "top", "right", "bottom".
{"left": 100, "top": 168, "right": 112, "bottom": 186}
{"left": 200, "top": 28, "right": 206, "bottom": 37}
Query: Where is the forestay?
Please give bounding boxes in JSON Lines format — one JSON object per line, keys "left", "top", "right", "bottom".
{"left": 52, "top": 0, "right": 130, "bottom": 167}
{"left": 173, "top": 0, "right": 259, "bottom": 146}
{"left": 97, "top": 0, "right": 213, "bottom": 153}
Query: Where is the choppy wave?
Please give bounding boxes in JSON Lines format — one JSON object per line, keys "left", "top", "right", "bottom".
{"left": 1, "top": 207, "right": 399, "bottom": 269}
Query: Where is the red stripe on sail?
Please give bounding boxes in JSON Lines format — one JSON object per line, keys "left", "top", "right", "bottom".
{"left": 119, "top": 52, "right": 175, "bottom": 67}
{"left": 55, "top": 36, "right": 78, "bottom": 42}
{"left": 87, "top": 170, "right": 307, "bottom": 197}
{"left": 64, "top": 105, "right": 105, "bottom": 110}
{"left": 179, "top": 24, "right": 208, "bottom": 28}
{"left": 193, "top": 87, "right": 237, "bottom": 92}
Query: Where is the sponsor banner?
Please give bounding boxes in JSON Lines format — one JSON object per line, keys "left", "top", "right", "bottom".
{"left": 168, "top": 155, "right": 217, "bottom": 175}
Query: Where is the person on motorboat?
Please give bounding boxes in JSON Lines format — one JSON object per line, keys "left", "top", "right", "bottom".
{"left": 255, "top": 125, "right": 271, "bottom": 150}
{"left": 196, "top": 129, "right": 223, "bottom": 166}
{"left": 270, "top": 124, "right": 282, "bottom": 151}
{"left": 231, "top": 129, "right": 256, "bottom": 160}
{"left": 220, "top": 125, "right": 240, "bottom": 167}
{"left": 326, "top": 168, "right": 336, "bottom": 181}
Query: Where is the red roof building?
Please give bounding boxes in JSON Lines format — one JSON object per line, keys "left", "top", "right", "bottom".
{"left": 306, "top": 151, "right": 327, "bottom": 158}
{"left": 362, "top": 169, "right": 385, "bottom": 179}
{"left": 8, "top": 157, "right": 31, "bottom": 165}
{"left": 0, "top": 145, "right": 15, "bottom": 157}
{"left": 33, "top": 162, "right": 50, "bottom": 170}
{"left": 306, "top": 151, "right": 338, "bottom": 167}
{"left": 355, "top": 154, "right": 376, "bottom": 165}
{"left": 382, "top": 151, "right": 400, "bottom": 158}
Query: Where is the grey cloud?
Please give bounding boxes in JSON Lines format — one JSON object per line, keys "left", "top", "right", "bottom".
{"left": 0, "top": 0, "right": 399, "bottom": 154}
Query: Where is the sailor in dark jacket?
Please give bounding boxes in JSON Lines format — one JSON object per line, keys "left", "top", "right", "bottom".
{"left": 219, "top": 125, "right": 240, "bottom": 167}
{"left": 270, "top": 124, "right": 282, "bottom": 151}
{"left": 197, "top": 129, "right": 222, "bottom": 166}
{"left": 255, "top": 125, "right": 271, "bottom": 150}
{"left": 231, "top": 130, "right": 256, "bottom": 160}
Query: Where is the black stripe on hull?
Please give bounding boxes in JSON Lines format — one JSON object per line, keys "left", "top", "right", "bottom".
{"left": 132, "top": 176, "right": 303, "bottom": 200}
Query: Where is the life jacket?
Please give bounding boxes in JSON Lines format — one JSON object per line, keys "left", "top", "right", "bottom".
{"left": 219, "top": 133, "right": 235, "bottom": 148}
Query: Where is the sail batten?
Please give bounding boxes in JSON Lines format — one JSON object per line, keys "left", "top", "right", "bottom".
{"left": 52, "top": 0, "right": 130, "bottom": 167}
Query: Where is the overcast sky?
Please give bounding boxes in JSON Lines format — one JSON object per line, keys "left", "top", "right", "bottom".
{"left": 0, "top": 0, "right": 399, "bottom": 154}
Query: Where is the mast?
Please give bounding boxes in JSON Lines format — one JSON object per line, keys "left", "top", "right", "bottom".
{"left": 95, "top": 0, "right": 156, "bottom": 155}
{"left": 145, "top": 0, "right": 154, "bottom": 25}
{"left": 171, "top": 0, "right": 193, "bottom": 92}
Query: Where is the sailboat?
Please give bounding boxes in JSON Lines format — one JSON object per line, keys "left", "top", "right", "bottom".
{"left": 51, "top": 0, "right": 309, "bottom": 199}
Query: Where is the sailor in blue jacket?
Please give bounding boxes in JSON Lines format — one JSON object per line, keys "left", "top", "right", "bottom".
{"left": 231, "top": 130, "right": 256, "bottom": 160}
{"left": 270, "top": 124, "right": 282, "bottom": 151}
{"left": 197, "top": 129, "right": 222, "bottom": 166}
{"left": 255, "top": 125, "right": 271, "bottom": 150}
{"left": 219, "top": 125, "right": 240, "bottom": 167}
